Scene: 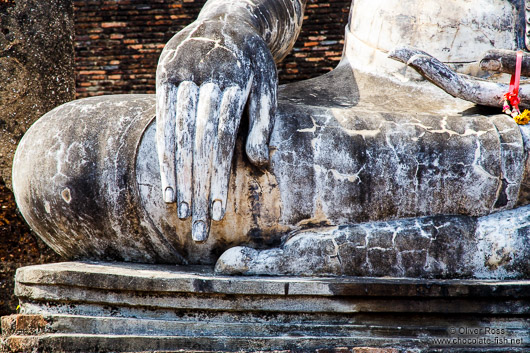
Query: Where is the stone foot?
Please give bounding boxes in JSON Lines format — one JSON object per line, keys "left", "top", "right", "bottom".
{"left": 215, "top": 206, "right": 530, "bottom": 279}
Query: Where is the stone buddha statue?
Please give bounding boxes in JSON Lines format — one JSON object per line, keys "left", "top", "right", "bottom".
{"left": 12, "top": 0, "right": 530, "bottom": 278}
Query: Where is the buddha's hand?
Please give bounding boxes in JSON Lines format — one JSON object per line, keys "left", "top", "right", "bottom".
{"left": 389, "top": 46, "right": 530, "bottom": 107}
{"left": 156, "top": 18, "right": 277, "bottom": 243}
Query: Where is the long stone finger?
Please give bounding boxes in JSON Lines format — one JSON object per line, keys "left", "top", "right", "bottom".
{"left": 175, "top": 81, "right": 199, "bottom": 219}
{"left": 246, "top": 68, "right": 277, "bottom": 167}
{"left": 388, "top": 45, "right": 434, "bottom": 64}
{"left": 192, "top": 83, "right": 221, "bottom": 243}
{"left": 407, "top": 54, "right": 506, "bottom": 107}
{"left": 156, "top": 83, "right": 178, "bottom": 203}
{"left": 210, "top": 86, "right": 246, "bottom": 221}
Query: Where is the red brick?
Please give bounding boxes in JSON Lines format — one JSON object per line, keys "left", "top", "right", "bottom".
{"left": 78, "top": 70, "right": 106, "bottom": 75}
{"left": 306, "top": 57, "right": 324, "bottom": 62}
{"left": 101, "top": 22, "right": 127, "bottom": 28}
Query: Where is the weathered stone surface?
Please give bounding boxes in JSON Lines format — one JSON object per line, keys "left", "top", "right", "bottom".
{"left": 0, "top": 0, "right": 75, "bottom": 188}
{"left": 2, "top": 262, "right": 529, "bottom": 352}
{"left": 9, "top": 0, "right": 530, "bottom": 278}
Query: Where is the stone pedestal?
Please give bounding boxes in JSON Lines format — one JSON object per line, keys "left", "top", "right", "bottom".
{"left": 1, "top": 262, "right": 529, "bottom": 352}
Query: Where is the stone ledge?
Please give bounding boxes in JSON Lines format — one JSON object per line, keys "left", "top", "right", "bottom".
{"left": 1, "top": 332, "right": 526, "bottom": 353}
{"left": 3, "top": 262, "right": 529, "bottom": 352}
{"left": 14, "top": 262, "right": 530, "bottom": 298}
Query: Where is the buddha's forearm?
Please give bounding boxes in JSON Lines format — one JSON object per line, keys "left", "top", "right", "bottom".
{"left": 198, "top": 0, "right": 307, "bottom": 62}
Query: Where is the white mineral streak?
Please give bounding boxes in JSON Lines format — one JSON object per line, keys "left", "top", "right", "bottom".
{"left": 428, "top": 117, "right": 489, "bottom": 137}
{"left": 471, "top": 139, "right": 496, "bottom": 181}
{"left": 314, "top": 164, "right": 365, "bottom": 184}
{"left": 342, "top": 128, "right": 381, "bottom": 138}
{"left": 297, "top": 116, "right": 317, "bottom": 133}
{"left": 44, "top": 202, "right": 51, "bottom": 214}
{"left": 158, "top": 23, "right": 201, "bottom": 71}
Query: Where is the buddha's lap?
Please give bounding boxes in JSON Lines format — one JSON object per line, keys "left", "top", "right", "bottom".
{"left": 12, "top": 93, "right": 529, "bottom": 262}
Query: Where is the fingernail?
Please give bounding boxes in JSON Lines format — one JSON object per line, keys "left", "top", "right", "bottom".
{"left": 192, "top": 221, "right": 208, "bottom": 243}
{"left": 178, "top": 202, "right": 189, "bottom": 219}
{"left": 164, "top": 187, "right": 174, "bottom": 203}
{"left": 211, "top": 200, "right": 223, "bottom": 221}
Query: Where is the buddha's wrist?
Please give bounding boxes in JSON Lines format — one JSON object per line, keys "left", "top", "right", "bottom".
{"left": 198, "top": 0, "right": 306, "bottom": 62}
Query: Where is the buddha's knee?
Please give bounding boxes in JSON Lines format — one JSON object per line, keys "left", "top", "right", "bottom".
{"left": 12, "top": 95, "right": 186, "bottom": 263}
{"left": 516, "top": 125, "right": 530, "bottom": 207}
{"left": 12, "top": 94, "right": 286, "bottom": 264}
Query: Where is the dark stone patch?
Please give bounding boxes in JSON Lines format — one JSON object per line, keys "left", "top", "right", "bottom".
{"left": 192, "top": 278, "right": 215, "bottom": 293}
{"left": 367, "top": 230, "right": 393, "bottom": 249}
{"left": 367, "top": 248, "right": 398, "bottom": 277}
{"left": 337, "top": 243, "right": 367, "bottom": 276}
{"left": 394, "top": 227, "right": 432, "bottom": 252}
{"left": 401, "top": 250, "right": 428, "bottom": 278}
{"left": 507, "top": 225, "right": 530, "bottom": 274}
{"left": 279, "top": 65, "right": 359, "bottom": 108}
{"left": 427, "top": 216, "right": 477, "bottom": 278}
{"left": 337, "top": 226, "right": 366, "bottom": 247}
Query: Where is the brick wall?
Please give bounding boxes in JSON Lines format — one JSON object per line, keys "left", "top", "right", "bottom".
{"left": 280, "top": 0, "right": 349, "bottom": 81}
{"left": 74, "top": 0, "right": 351, "bottom": 98}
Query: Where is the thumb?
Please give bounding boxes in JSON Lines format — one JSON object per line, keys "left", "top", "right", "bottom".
{"left": 246, "top": 56, "right": 278, "bottom": 167}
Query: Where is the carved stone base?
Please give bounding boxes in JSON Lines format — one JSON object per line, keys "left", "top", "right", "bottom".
{"left": 2, "top": 262, "right": 529, "bottom": 352}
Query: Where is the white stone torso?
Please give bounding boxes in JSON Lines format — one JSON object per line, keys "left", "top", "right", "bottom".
{"left": 345, "top": 0, "right": 519, "bottom": 77}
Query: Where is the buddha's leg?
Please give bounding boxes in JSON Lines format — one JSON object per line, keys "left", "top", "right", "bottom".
{"left": 214, "top": 69, "right": 530, "bottom": 279}
{"left": 216, "top": 206, "right": 530, "bottom": 278}
{"left": 214, "top": 104, "right": 530, "bottom": 278}
{"left": 141, "top": 73, "right": 530, "bottom": 277}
